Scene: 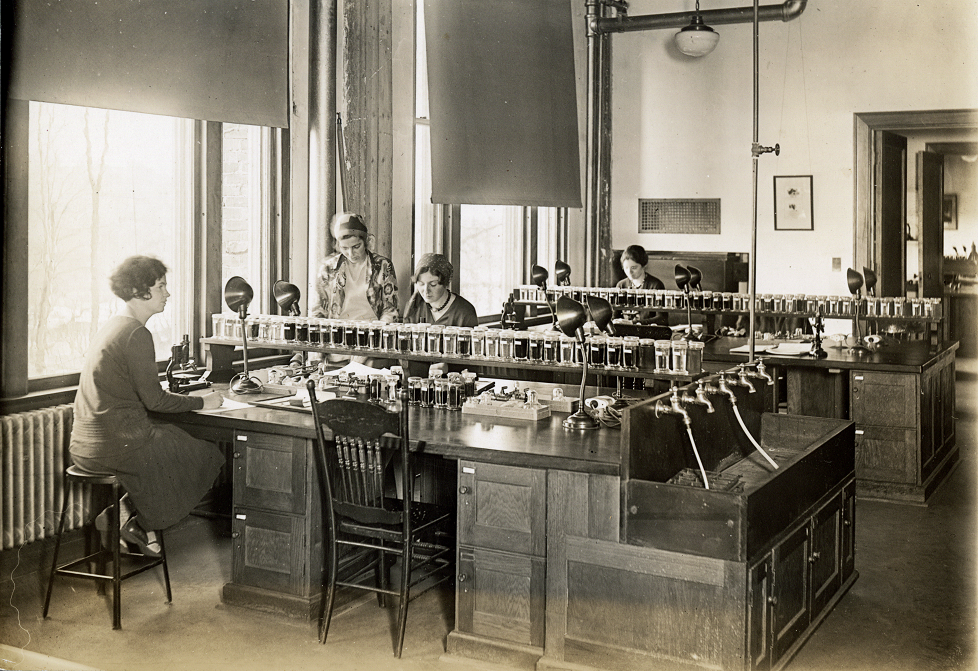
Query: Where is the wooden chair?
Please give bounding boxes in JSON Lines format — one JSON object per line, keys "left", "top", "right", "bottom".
{"left": 307, "top": 380, "right": 453, "bottom": 657}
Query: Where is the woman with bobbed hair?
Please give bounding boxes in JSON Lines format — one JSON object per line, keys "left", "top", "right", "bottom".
{"left": 616, "top": 244, "right": 668, "bottom": 325}
{"left": 402, "top": 252, "right": 478, "bottom": 327}
{"left": 69, "top": 255, "right": 224, "bottom": 557}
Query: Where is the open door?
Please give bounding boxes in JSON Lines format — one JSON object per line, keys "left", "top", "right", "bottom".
{"left": 916, "top": 151, "right": 944, "bottom": 299}
{"left": 875, "top": 131, "right": 907, "bottom": 297}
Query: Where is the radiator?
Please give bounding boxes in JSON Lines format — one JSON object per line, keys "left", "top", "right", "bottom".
{"left": 0, "top": 405, "right": 90, "bottom": 551}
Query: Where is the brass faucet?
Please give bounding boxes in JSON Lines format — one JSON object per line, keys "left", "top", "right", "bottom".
{"left": 655, "top": 386, "right": 692, "bottom": 427}
{"left": 682, "top": 381, "right": 715, "bottom": 414}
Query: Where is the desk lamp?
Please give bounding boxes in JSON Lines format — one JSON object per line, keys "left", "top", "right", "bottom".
{"left": 675, "top": 264, "right": 695, "bottom": 339}
{"left": 273, "top": 280, "right": 302, "bottom": 316}
{"left": 846, "top": 268, "right": 871, "bottom": 354}
{"left": 863, "top": 267, "right": 878, "bottom": 337}
{"left": 531, "top": 264, "right": 557, "bottom": 328}
{"left": 554, "top": 260, "right": 572, "bottom": 287}
{"left": 556, "top": 296, "right": 599, "bottom": 430}
{"left": 225, "top": 276, "right": 264, "bottom": 394}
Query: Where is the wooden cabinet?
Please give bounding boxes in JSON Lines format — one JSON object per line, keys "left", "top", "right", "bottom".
{"left": 225, "top": 430, "right": 323, "bottom": 618}
{"left": 850, "top": 347, "right": 957, "bottom": 503}
{"left": 454, "top": 461, "right": 546, "bottom": 649}
{"left": 749, "top": 490, "right": 848, "bottom": 670}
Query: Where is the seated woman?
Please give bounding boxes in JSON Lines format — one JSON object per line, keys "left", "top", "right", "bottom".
{"left": 401, "top": 253, "right": 478, "bottom": 377}
{"left": 616, "top": 244, "right": 668, "bottom": 326}
{"left": 69, "top": 256, "right": 225, "bottom": 557}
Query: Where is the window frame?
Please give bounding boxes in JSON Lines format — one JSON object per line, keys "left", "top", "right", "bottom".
{"left": 1, "top": 104, "right": 290, "bottom": 411}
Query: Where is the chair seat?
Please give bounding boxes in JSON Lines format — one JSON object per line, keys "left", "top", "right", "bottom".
{"left": 338, "top": 500, "right": 453, "bottom": 541}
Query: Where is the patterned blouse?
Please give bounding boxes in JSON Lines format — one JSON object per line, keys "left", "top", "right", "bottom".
{"left": 312, "top": 249, "right": 399, "bottom": 321}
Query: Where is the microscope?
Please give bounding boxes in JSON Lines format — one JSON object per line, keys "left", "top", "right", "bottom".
{"left": 166, "top": 334, "right": 211, "bottom": 393}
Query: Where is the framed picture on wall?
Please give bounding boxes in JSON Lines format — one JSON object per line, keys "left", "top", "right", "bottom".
{"left": 943, "top": 194, "right": 957, "bottom": 230}
{"left": 773, "top": 175, "right": 814, "bottom": 231}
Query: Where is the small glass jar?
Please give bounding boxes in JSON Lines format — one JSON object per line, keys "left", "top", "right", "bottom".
{"left": 419, "top": 377, "right": 435, "bottom": 408}
{"left": 558, "top": 334, "right": 577, "bottom": 366}
{"left": 543, "top": 332, "right": 559, "bottom": 364}
{"left": 283, "top": 316, "right": 297, "bottom": 342}
{"left": 589, "top": 335, "right": 606, "bottom": 367}
{"left": 512, "top": 330, "right": 529, "bottom": 361}
{"left": 434, "top": 378, "right": 450, "bottom": 409}
{"left": 638, "top": 338, "right": 655, "bottom": 371}
{"left": 381, "top": 323, "right": 398, "bottom": 351}
{"left": 722, "top": 292, "right": 733, "bottom": 311}
{"left": 893, "top": 297, "right": 907, "bottom": 317}
{"left": 687, "top": 341, "right": 704, "bottom": 375}
{"left": 442, "top": 326, "right": 459, "bottom": 357}
{"left": 407, "top": 376, "right": 423, "bottom": 405}
{"left": 499, "top": 329, "right": 515, "bottom": 360}
{"left": 471, "top": 326, "right": 487, "bottom": 358}
{"left": 690, "top": 291, "right": 703, "bottom": 311}
{"left": 605, "top": 336, "right": 623, "bottom": 368}
{"left": 426, "top": 325, "right": 445, "bottom": 355}
{"left": 485, "top": 329, "right": 500, "bottom": 359}
{"left": 527, "top": 332, "right": 544, "bottom": 362}
{"left": 355, "top": 321, "right": 370, "bottom": 349}
{"left": 622, "top": 336, "right": 639, "bottom": 370}
{"left": 447, "top": 377, "right": 464, "bottom": 410}
{"left": 410, "top": 324, "right": 426, "bottom": 353}
{"left": 456, "top": 327, "right": 472, "bottom": 356}
{"left": 293, "top": 317, "right": 308, "bottom": 343}
{"left": 305, "top": 317, "right": 320, "bottom": 345}
{"left": 654, "top": 340, "right": 672, "bottom": 373}
{"left": 211, "top": 313, "right": 225, "bottom": 339}
{"left": 367, "top": 321, "right": 384, "bottom": 349}
{"left": 670, "top": 340, "right": 689, "bottom": 374}
{"left": 327, "top": 320, "right": 343, "bottom": 346}
{"left": 246, "top": 316, "right": 260, "bottom": 341}
{"left": 397, "top": 324, "right": 412, "bottom": 352}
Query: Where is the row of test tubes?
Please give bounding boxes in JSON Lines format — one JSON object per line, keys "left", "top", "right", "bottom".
{"left": 211, "top": 314, "right": 704, "bottom": 375}
{"left": 516, "top": 285, "right": 941, "bottom": 319}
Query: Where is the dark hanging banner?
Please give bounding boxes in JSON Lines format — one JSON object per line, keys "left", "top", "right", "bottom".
{"left": 8, "top": 0, "right": 289, "bottom": 127}
{"left": 424, "top": 0, "right": 582, "bottom": 208}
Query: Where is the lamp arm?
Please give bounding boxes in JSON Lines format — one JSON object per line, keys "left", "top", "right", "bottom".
{"left": 576, "top": 332, "right": 589, "bottom": 409}
{"left": 239, "top": 313, "right": 252, "bottom": 376}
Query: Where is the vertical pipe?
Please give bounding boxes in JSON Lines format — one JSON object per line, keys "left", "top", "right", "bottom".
{"left": 309, "top": 0, "right": 338, "bottom": 258}
{"left": 748, "top": 0, "right": 760, "bottom": 362}
{"left": 585, "top": 0, "right": 601, "bottom": 289}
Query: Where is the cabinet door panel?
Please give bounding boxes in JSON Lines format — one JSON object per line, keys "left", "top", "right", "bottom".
{"left": 772, "top": 524, "right": 810, "bottom": 662}
{"left": 841, "top": 481, "right": 856, "bottom": 583}
{"left": 850, "top": 372, "right": 916, "bottom": 427}
{"left": 456, "top": 547, "right": 545, "bottom": 647}
{"left": 748, "top": 558, "right": 773, "bottom": 671}
{"left": 810, "top": 495, "right": 842, "bottom": 618}
{"left": 457, "top": 461, "right": 546, "bottom": 557}
{"left": 232, "top": 507, "right": 306, "bottom": 595}
{"left": 854, "top": 425, "right": 917, "bottom": 484}
{"left": 232, "top": 432, "right": 307, "bottom": 514}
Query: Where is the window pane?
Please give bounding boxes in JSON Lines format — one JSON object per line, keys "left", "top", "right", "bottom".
{"left": 27, "top": 102, "right": 193, "bottom": 378}
{"left": 459, "top": 205, "right": 522, "bottom": 315}
{"left": 222, "top": 123, "right": 267, "bottom": 313}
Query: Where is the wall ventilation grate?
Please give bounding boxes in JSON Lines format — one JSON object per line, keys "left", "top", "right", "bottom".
{"left": 639, "top": 199, "right": 721, "bottom": 234}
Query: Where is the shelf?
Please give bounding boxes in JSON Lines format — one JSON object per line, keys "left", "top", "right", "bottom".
{"left": 513, "top": 302, "right": 942, "bottom": 322}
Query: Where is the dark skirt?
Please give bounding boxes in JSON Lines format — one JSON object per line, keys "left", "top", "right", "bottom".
{"left": 71, "top": 421, "right": 224, "bottom": 530}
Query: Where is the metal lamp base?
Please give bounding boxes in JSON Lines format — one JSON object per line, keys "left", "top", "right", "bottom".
{"left": 563, "top": 410, "right": 600, "bottom": 430}
{"left": 230, "top": 374, "right": 264, "bottom": 394}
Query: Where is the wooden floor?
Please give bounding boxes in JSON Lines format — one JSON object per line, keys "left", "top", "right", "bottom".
{"left": 1, "top": 362, "right": 974, "bottom": 671}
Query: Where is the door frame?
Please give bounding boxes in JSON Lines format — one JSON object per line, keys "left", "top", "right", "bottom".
{"left": 853, "top": 109, "right": 978, "bottom": 283}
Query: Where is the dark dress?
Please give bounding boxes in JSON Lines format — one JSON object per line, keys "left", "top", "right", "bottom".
{"left": 616, "top": 272, "right": 668, "bottom": 325}
{"left": 401, "top": 292, "right": 479, "bottom": 377}
{"left": 69, "top": 315, "right": 224, "bottom": 530}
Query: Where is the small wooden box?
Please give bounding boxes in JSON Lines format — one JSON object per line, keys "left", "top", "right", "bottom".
{"left": 461, "top": 399, "right": 551, "bottom": 421}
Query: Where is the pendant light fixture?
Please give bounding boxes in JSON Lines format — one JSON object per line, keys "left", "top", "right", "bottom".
{"left": 674, "top": 1, "right": 720, "bottom": 57}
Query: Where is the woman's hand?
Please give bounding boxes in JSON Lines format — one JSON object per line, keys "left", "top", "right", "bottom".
{"left": 200, "top": 391, "right": 224, "bottom": 410}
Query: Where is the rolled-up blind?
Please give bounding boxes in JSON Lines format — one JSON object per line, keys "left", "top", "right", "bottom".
{"left": 424, "top": 0, "right": 582, "bottom": 208}
{"left": 8, "top": 0, "right": 289, "bottom": 128}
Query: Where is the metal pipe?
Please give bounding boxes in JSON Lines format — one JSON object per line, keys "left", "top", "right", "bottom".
{"left": 590, "top": 0, "right": 806, "bottom": 35}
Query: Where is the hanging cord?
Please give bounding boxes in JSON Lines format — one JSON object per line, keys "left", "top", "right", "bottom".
{"left": 777, "top": 19, "right": 813, "bottom": 175}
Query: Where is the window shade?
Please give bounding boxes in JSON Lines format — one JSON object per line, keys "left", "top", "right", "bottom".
{"left": 424, "top": 0, "right": 582, "bottom": 208}
{"left": 8, "top": 0, "right": 289, "bottom": 128}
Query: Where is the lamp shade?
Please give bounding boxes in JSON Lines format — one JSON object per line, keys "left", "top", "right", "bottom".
{"left": 585, "top": 295, "right": 614, "bottom": 334}
{"left": 530, "top": 265, "right": 549, "bottom": 289}
{"left": 224, "top": 276, "right": 254, "bottom": 314}
{"left": 555, "top": 295, "right": 587, "bottom": 338}
{"left": 846, "top": 268, "right": 864, "bottom": 297}
{"left": 687, "top": 266, "right": 703, "bottom": 290}
{"left": 675, "top": 16, "right": 720, "bottom": 57}
{"left": 554, "top": 260, "right": 572, "bottom": 286}
{"left": 674, "top": 264, "right": 691, "bottom": 292}
{"left": 273, "top": 280, "right": 301, "bottom": 315}
{"left": 863, "top": 267, "right": 877, "bottom": 296}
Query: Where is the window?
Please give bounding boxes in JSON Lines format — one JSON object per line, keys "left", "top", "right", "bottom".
{"left": 413, "top": 2, "right": 564, "bottom": 317}
{"left": 27, "top": 102, "right": 194, "bottom": 378}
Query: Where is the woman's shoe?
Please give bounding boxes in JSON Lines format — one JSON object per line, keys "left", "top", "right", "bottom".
{"left": 120, "top": 517, "right": 162, "bottom": 558}
{"left": 94, "top": 507, "right": 128, "bottom": 552}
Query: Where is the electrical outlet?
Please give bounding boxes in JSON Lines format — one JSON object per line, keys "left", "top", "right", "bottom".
{"left": 832, "top": 257, "right": 841, "bottom": 271}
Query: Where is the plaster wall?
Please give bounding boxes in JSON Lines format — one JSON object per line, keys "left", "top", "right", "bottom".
{"left": 611, "top": 0, "right": 978, "bottom": 295}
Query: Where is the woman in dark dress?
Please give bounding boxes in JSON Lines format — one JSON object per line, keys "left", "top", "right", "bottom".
{"left": 69, "top": 256, "right": 224, "bottom": 556}
{"left": 615, "top": 244, "right": 668, "bottom": 326}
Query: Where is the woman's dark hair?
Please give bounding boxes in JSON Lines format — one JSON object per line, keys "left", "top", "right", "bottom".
{"left": 412, "top": 252, "right": 453, "bottom": 286}
{"left": 620, "top": 244, "right": 649, "bottom": 268}
{"left": 110, "top": 255, "right": 169, "bottom": 301}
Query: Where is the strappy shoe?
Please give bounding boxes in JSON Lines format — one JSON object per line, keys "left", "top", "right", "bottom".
{"left": 120, "top": 517, "right": 162, "bottom": 557}
{"left": 94, "top": 507, "right": 128, "bottom": 552}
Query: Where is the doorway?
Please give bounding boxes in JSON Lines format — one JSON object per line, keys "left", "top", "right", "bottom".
{"left": 853, "top": 109, "right": 978, "bottom": 298}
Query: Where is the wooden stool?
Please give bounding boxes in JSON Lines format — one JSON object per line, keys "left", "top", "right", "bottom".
{"left": 42, "top": 465, "right": 171, "bottom": 629}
